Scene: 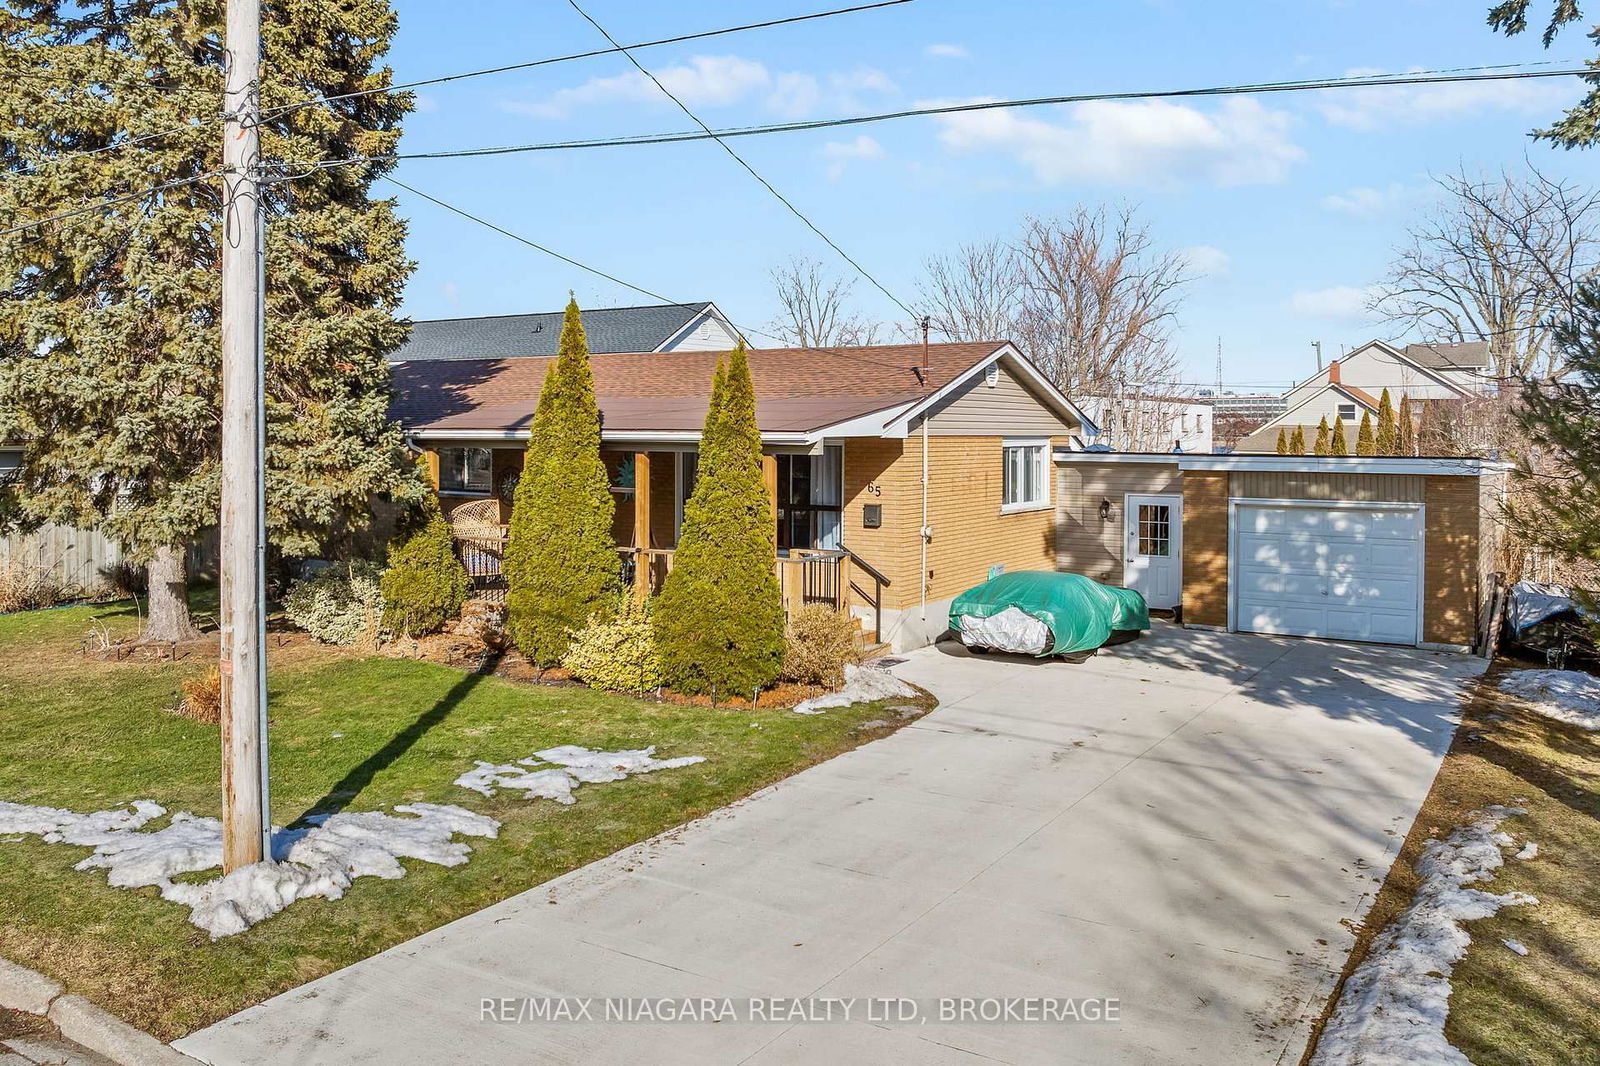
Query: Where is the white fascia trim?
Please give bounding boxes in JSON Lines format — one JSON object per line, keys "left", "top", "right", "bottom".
{"left": 1052, "top": 451, "right": 1181, "bottom": 465}
{"left": 409, "top": 428, "right": 814, "bottom": 446}
{"left": 655, "top": 302, "right": 743, "bottom": 351}
{"left": 881, "top": 344, "right": 1094, "bottom": 438}
{"left": 1179, "top": 455, "right": 1503, "bottom": 475}
{"left": 812, "top": 400, "right": 920, "bottom": 440}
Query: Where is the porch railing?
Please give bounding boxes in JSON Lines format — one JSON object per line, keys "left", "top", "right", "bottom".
{"left": 458, "top": 533, "right": 889, "bottom": 643}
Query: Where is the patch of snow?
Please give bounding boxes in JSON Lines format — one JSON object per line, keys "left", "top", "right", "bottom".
{"left": 1311, "top": 805, "right": 1538, "bottom": 1066}
{"left": 455, "top": 746, "right": 705, "bottom": 803}
{"left": 1515, "top": 841, "right": 1538, "bottom": 860}
{"left": 1497, "top": 669, "right": 1600, "bottom": 730}
{"left": 0, "top": 799, "right": 164, "bottom": 845}
{"left": 1, "top": 799, "right": 498, "bottom": 939}
{"left": 792, "top": 663, "right": 916, "bottom": 715}
{"left": 1502, "top": 938, "right": 1529, "bottom": 956}
{"left": 1491, "top": 831, "right": 1516, "bottom": 848}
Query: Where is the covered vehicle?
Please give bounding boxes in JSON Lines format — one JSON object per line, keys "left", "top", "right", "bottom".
{"left": 1504, "top": 580, "right": 1598, "bottom": 668}
{"left": 949, "top": 571, "right": 1150, "bottom": 657}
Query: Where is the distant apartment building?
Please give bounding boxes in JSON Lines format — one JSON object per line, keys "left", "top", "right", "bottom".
{"left": 1078, "top": 395, "right": 1214, "bottom": 454}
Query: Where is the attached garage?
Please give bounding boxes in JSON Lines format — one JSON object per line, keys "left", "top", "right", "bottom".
{"left": 1054, "top": 453, "right": 1508, "bottom": 652}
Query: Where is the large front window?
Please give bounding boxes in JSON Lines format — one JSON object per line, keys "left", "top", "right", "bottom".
{"left": 438, "top": 446, "right": 492, "bottom": 494}
{"left": 1002, "top": 440, "right": 1048, "bottom": 512}
{"left": 776, "top": 446, "right": 843, "bottom": 552}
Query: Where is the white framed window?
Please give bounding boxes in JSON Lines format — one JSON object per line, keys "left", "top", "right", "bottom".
{"left": 1001, "top": 439, "right": 1050, "bottom": 513}
{"left": 438, "top": 446, "right": 493, "bottom": 494}
{"left": 1337, "top": 403, "right": 1357, "bottom": 421}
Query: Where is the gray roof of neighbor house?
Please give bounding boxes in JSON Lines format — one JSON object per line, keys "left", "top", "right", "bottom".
{"left": 1403, "top": 340, "right": 1491, "bottom": 370}
{"left": 391, "top": 302, "right": 716, "bottom": 362}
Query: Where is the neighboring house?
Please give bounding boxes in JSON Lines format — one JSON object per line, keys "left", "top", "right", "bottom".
{"left": 392, "top": 301, "right": 740, "bottom": 362}
{"left": 1078, "top": 395, "right": 1213, "bottom": 454}
{"left": 1235, "top": 339, "right": 1495, "bottom": 453}
{"left": 392, "top": 341, "right": 1095, "bottom": 651}
{"left": 1209, "top": 392, "right": 1289, "bottom": 423}
{"left": 1055, "top": 451, "right": 1508, "bottom": 651}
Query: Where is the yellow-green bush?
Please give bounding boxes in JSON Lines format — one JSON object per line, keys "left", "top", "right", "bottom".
{"left": 380, "top": 509, "right": 468, "bottom": 636}
{"left": 562, "top": 595, "right": 664, "bottom": 695}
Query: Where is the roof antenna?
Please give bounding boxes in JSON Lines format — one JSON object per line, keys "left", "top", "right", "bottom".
{"left": 913, "top": 315, "right": 930, "bottom": 386}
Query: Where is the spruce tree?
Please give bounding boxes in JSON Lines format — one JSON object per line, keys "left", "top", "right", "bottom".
{"left": 1275, "top": 428, "right": 1289, "bottom": 455}
{"left": 1397, "top": 394, "right": 1417, "bottom": 456}
{"left": 1356, "top": 411, "right": 1377, "bottom": 456}
{"left": 1314, "top": 417, "right": 1332, "bottom": 456}
{"left": 656, "top": 344, "right": 785, "bottom": 698}
{"left": 1289, "top": 425, "right": 1306, "bottom": 454}
{"left": 504, "top": 301, "right": 620, "bottom": 665}
{"left": 0, "top": 0, "right": 421, "bottom": 640}
{"left": 1510, "top": 280, "right": 1600, "bottom": 573}
{"left": 1332, "top": 418, "right": 1350, "bottom": 455}
{"left": 1375, "top": 389, "right": 1399, "bottom": 455}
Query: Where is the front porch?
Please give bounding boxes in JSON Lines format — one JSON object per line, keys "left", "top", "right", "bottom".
{"left": 434, "top": 445, "right": 890, "bottom": 642}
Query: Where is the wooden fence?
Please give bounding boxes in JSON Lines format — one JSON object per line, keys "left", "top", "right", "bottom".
{"left": 0, "top": 523, "right": 219, "bottom": 593}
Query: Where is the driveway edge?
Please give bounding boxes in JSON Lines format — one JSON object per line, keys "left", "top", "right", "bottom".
{"left": 0, "top": 954, "right": 203, "bottom": 1066}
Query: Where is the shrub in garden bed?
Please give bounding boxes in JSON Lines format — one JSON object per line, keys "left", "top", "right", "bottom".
{"left": 0, "top": 560, "right": 68, "bottom": 613}
{"left": 283, "top": 562, "right": 385, "bottom": 646}
{"left": 781, "top": 604, "right": 863, "bottom": 689}
{"left": 562, "top": 595, "right": 664, "bottom": 695}
{"left": 380, "top": 507, "right": 469, "bottom": 637}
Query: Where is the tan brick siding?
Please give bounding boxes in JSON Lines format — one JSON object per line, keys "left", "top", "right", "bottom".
{"left": 1424, "top": 475, "right": 1479, "bottom": 646}
{"left": 1182, "top": 471, "right": 1230, "bottom": 627}
{"left": 1054, "top": 461, "right": 1182, "bottom": 585}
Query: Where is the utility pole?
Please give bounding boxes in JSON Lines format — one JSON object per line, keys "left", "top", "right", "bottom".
{"left": 220, "top": 0, "right": 270, "bottom": 872}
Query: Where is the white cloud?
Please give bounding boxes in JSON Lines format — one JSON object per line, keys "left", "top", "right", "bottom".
{"left": 1316, "top": 67, "right": 1571, "bottom": 129}
{"left": 505, "top": 58, "right": 896, "bottom": 121}
{"left": 931, "top": 97, "right": 1304, "bottom": 188}
{"left": 503, "top": 55, "right": 771, "bottom": 118}
{"left": 1319, "top": 183, "right": 1415, "bottom": 218}
{"left": 1290, "top": 284, "right": 1381, "bottom": 321}
{"left": 924, "top": 43, "right": 969, "bottom": 59}
{"left": 1179, "top": 244, "right": 1231, "bottom": 277}
{"left": 821, "top": 134, "right": 885, "bottom": 179}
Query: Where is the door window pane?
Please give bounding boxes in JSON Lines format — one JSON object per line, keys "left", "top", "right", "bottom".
{"left": 1137, "top": 504, "right": 1171, "bottom": 557}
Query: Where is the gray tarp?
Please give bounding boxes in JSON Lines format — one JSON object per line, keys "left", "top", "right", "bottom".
{"left": 1506, "top": 580, "right": 1593, "bottom": 634}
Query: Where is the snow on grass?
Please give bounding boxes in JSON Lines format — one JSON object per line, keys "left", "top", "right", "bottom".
{"left": 455, "top": 745, "right": 706, "bottom": 803}
{"left": 1516, "top": 841, "right": 1538, "bottom": 860}
{"left": 1, "top": 800, "right": 498, "bottom": 939}
{"left": 1497, "top": 669, "right": 1600, "bottom": 731}
{"left": 1503, "top": 939, "right": 1529, "bottom": 956}
{"left": 793, "top": 663, "right": 915, "bottom": 715}
{"left": 1311, "top": 806, "right": 1538, "bottom": 1066}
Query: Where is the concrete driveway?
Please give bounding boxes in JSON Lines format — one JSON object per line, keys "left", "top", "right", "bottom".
{"left": 176, "top": 624, "right": 1485, "bottom": 1066}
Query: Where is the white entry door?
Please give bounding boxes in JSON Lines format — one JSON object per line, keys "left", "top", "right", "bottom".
{"left": 1233, "top": 503, "right": 1422, "bottom": 646}
{"left": 1124, "top": 494, "right": 1183, "bottom": 609}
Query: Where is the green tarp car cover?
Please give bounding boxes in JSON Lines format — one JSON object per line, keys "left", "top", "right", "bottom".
{"left": 949, "top": 571, "right": 1151, "bottom": 656}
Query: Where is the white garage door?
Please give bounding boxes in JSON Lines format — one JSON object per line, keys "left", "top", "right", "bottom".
{"left": 1233, "top": 503, "right": 1421, "bottom": 646}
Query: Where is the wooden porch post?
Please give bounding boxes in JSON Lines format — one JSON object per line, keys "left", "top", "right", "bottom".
{"left": 762, "top": 453, "right": 778, "bottom": 547}
{"left": 422, "top": 448, "right": 440, "bottom": 489}
{"left": 633, "top": 451, "right": 651, "bottom": 602}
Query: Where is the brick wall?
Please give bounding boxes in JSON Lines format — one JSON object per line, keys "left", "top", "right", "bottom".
{"left": 1181, "top": 471, "right": 1230, "bottom": 627}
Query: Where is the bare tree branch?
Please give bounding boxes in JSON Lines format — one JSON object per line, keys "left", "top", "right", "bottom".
{"left": 766, "top": 256, "right": 882, "bottom": 348}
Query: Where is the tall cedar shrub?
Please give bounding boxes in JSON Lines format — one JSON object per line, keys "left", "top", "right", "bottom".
{"left": 1275, "top": 428, "right": 1289, "bottom": 454}
{"left": 1332, "top": 418, "right": 1350, "bottom": 455}
{"left": 1356, "top": 411, "right": 1377, "bottom": 455}
{"left": 656, "top": 345, "right": 786, "bottom": 697}
{"left": 1397, "top": 394, "right": 1417, "bottom": 455}
{"left": 1376, "top": 389, "right": 1399, "bottom": 455}
{"left": 1314, "top": 417, "right": 1331, "bottom": 455}
{"left": 0, "top": 0, "right": 425, "bottom": 641}
{"left": 504, "top": 301, "right": 620, "bottom": 665}
{"left": 1289, "top": 425, "right": 1306, "bottom": 454}
{"left": 380, "top": 499, "right": 469, "bottom": 636}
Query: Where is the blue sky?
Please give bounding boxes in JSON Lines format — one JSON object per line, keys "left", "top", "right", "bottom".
{"left": 381, "top": 0, "right": 1592, "bottom": 389}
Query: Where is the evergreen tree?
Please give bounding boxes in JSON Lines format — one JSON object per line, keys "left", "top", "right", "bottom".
{"left": 1511, "top": 280, "right": 1600, "bottom": 575}
{"left": 1332, "top": 418, "right": 1350, "bottom": 455}
{"left": 1397, "top": 394, "right": 1417, "bottom": 456}
{"left": 1275, "top": 428, "right": 1289, "bottom": 454}
{"left": 656, "top": 344, "right": 785, "bottom": 698}
{"left": 1356, "top": 411, "right": 1377, "bottom": 456}
{"left": 1376, "top": 389, "right": 1399, "bottom": 455}
{"left": 504, "top": 301, "right": 620, "bottom": 665}
{"left": 1417, "top": 399, "right": 1444, "bottom": 454}
{"left": 0, "top": 0, "right": 421, "bottom": 640}
{"left": 1289, "top": 425, "right": 1306, "bottom": 455}
{"left": 1314, "top": 417, "right": 1332, "bottom": 456}
{"left": 380, "top": 495, "right": 468, "bottom": 637}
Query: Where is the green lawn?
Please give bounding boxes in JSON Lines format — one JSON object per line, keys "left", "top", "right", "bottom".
{"left": 0, "top": 597, "right": 924, "bottom": 1040}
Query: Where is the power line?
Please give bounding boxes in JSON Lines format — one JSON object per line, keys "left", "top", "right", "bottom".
{"left": 263, "top": 0, "right": 915, "bottom": 121}
{"left": 296, "top": 63, "right": 1594, "bottom": 167}
{"left": 382, "top": 177, "right": 919, "bottom": 371}
{"left": 563, "top": 0, "right": 915, "bottom": 319}
{"left": 0, "top": 172, "right": 217, "bottom": 239}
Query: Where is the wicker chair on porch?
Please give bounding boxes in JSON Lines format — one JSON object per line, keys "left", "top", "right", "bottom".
{"left": 447, "top": 498, "right": 507, "bottom": 601}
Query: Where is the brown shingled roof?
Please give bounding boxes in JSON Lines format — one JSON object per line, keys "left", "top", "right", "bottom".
{"left": 392, "top": 342, "right": 1009, "bottom": 437}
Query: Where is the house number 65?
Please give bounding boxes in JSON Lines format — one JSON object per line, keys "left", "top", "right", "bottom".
{"left": 863, "top": 483, "right": 883, "bottom": 497}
